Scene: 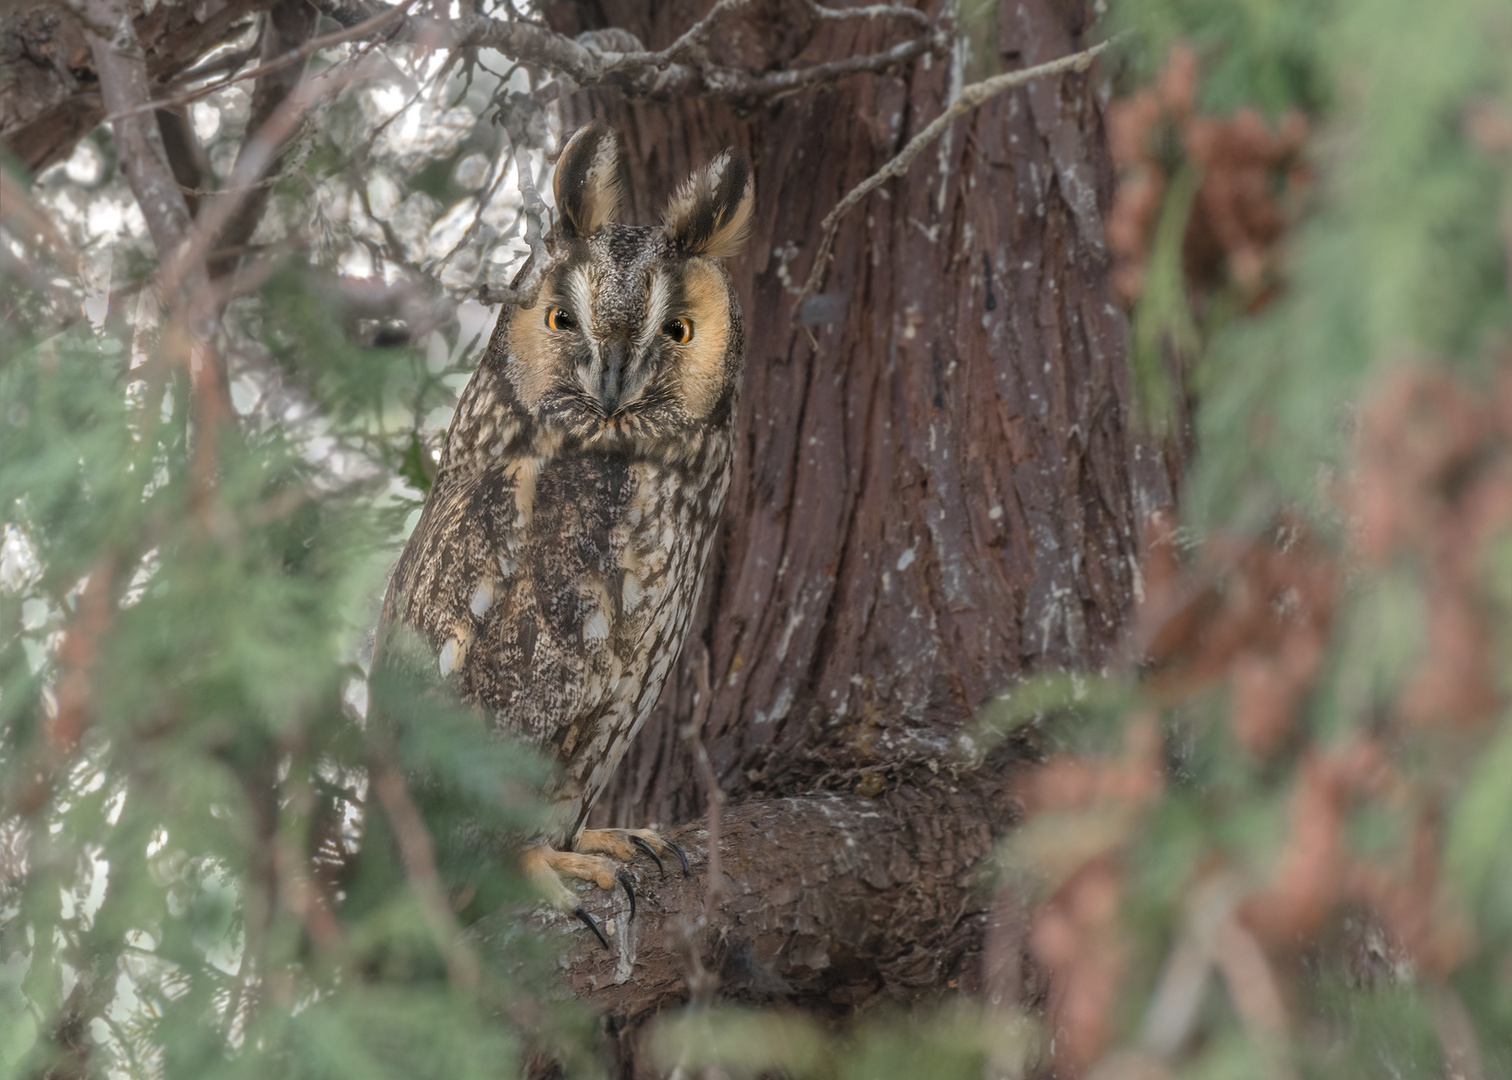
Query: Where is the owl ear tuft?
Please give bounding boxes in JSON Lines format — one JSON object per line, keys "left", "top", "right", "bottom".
{"left": 663, "top": 151, "right": 754, "bottom": 259}
{"left": 553, "top": 122, "right": 623, "bottom": 238}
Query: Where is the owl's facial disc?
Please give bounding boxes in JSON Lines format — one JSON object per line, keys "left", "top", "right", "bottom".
{"left": 505, "top": 227, "right": 737, "bottom": 437}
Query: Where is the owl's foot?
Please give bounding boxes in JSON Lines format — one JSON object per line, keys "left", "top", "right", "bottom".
{"left": 576, "top": 827, "right": 691, "bottom": 878}
{"left": 521, "top": 845, "right": 636, "bottom": 951}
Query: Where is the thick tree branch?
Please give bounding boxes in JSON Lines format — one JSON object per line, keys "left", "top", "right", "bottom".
{"left": 2, "top": 0, "right": 271, "bottom": 172}
{"left": 495, "top": 768, "right": 1023, "bottom": 1023}
{"left": 453, "top": 7, "right": 947, "bottom": 105}
{"left": 75, "top": 0, "right": 236, "bottom": 443}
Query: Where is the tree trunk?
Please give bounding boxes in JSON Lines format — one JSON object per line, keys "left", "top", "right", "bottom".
{"left": 544, "top": 0, "right": 1157, "bottom": 1067}
{"left": 558, "top": 0, "right": 1142, "bottom": 836}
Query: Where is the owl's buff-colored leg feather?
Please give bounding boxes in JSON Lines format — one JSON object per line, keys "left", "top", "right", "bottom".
{"left": 576, "top": 827, "right": 690, "bottom": 877}
{"left": 522, "top": 845, "right": 637, "bottom": 950}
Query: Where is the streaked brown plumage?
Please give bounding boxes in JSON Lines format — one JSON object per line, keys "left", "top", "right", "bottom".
{"left": 373, "top": 123, "right": 753, "bottom": 926}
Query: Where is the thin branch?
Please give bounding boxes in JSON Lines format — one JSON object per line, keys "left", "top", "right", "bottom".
{"left": 793, "top": 37, "right": 1116, "bottom": 322}
{"left": 807, "top": 0, "right": 933, "bottom": 31}
{"left": 429, "top": 139, "right": 517, "bottom": 280}
{"left": 159, "top": 49, "right": 386, "bottom": 303}
{"left": 623, "top": 0, "right": 747, "bottom": 70}
{"left": 369, "top": 754, "right": 480, "bottom": 991}
{"left": 211, "top": 0, "right": 320, "bottom": 279}
{"left": 169, "top": 43, "right": 260, "bottom": 88}
{"left": 720, "top": 29, "right": 940, "bottom": 101}
{"left": 101, "top": 0, "right": 417, "bottom": 122}
{"left": 501, "top": 142, "right": 555, "bottom": 308}
{"left": 676, "top": 647, "right": 726, "bottom": 1008}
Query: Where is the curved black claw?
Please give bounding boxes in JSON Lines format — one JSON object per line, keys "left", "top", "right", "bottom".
{"left": 666, "top": 840, "right": 691, "bottom": 877}
{"left": 617, "top": 870, "right": 637, "bottom": 921}
{"left": 573, "top": 905, "right": 610, "bottom": 951}
{"left": 629, "top": 834, "right": 665, "bottom": 877}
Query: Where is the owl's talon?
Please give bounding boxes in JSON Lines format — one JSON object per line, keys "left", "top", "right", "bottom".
{"left": 577, "top": 827, "right": 690, "bottom": 881}
{"left": 574, "top": 905, "right": 611, "bottom": 951}
{"left": 666, "top": 840, "right": 690, "bottom": 877}
{"left": 629, "top": 833, "right": 665, "bottom": 876}
{"left": 618, "top": 869, "right": 637, "bottom": 920}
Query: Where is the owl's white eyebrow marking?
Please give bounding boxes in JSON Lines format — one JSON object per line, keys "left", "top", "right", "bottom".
{"left": 642, "top": 271, "right": 671, "bottom": 348}
{"left": 568, "top": 266, "right": 596, "bottom": 350}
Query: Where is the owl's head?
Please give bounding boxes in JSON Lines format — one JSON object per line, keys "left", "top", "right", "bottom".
{"left": 503, "top": 123, "right": 754, "bottom": 449}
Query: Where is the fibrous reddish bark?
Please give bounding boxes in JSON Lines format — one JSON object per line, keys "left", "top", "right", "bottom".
{"left": 533, "top": 3, "right": 1160, "bottom": 1069}
{"left": 558, "top": 0, "right": 1148, "bottom": 830}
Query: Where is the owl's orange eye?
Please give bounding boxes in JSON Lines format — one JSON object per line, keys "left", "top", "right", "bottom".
{"left": 662, "top": 317, "right": 694, "bottom": 344}
{"left": 546, "top": 306, "right": 577, "bottom": 331}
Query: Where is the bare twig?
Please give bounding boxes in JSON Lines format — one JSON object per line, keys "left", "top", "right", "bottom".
{"left": 718, "top": 30, "right": 940, "bottom": 101}
{"left": 369, "top": 754, "right": 480, "bottom": 991}
{"left": 676, "top": 646, "right": 726, "bottom": 1008}
{"left": 792, "top": 37, "right": 1115, "bottom": 321}
{"left": 501, "top": 143, "right": 556, "bottom": 307}
{"left": 807, "top": 0, "right": 932, "bottom": 32}
{"left": 623, "top": 0, "right": 747, "bottom": 70}
{"left": 428, "top": 134, "right": 517, "bottom": 281}
{"left": 211, "top": 0, "right": 320, "bottom": 279}
{"left": 160, "top": 49, "right": 385, "bottom": 304}
{"left": 101, "top": 0, "right": 417, "bottom": 122}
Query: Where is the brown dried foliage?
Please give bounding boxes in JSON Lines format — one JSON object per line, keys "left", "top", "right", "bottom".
{"left": 1106, "top": 44, "right": 1309, "bottom": 304}
{"left": 1347, "top": 364, "right": 1512, "bottom": 729}
{"left": 1021, "top": 713, "right": 1165, "bottom": 1071}
{"left": 1137, "top": 513, "right": 1336, "bottom": 759}
{"left": 1012, "top": 354, "right": 1512, "bottom": 1072}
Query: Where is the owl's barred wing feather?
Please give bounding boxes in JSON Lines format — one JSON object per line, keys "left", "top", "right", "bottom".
{"left": 377, "top": 446, "right": 729, "bottom": 845}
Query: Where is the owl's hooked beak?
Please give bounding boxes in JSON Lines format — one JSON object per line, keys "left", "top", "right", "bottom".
{"left": 593, "top": 334, "right": 632, "bottom": 414}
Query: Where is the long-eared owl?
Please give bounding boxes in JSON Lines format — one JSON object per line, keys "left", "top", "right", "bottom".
{"left": 374, "top": 123, "right": 753, "bottom": 934}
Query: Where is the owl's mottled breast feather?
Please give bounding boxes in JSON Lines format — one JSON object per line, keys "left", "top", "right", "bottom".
{"left": 376, "top": 378, "right": 731, "bottom": 842}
